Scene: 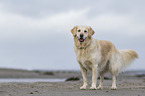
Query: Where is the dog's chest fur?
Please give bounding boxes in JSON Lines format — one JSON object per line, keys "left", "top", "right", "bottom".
{"left": 74, "top": 39, "right": 101, "bottom": 70}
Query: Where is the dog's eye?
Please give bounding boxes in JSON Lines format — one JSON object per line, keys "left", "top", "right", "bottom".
{"left": 84, "top": 30, "right": 87, "bottom": 33}
{"left": 78, "top": 30, "right": 81, "bottom": 32}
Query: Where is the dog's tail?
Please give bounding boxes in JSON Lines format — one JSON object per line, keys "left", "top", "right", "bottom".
{"left": 118, "top": 49, "right": 138, "bottom": 71}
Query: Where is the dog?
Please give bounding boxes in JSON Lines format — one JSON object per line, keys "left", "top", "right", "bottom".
{"left": 71, "top": 26, "right": 138, "bottom": 90}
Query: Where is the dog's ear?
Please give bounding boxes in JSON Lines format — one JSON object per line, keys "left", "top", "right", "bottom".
{"left": 88, "top": 26, "right": 95, "bottom": 38}
{"left": 71, "top": 26, "right": 78, "bottom": 37}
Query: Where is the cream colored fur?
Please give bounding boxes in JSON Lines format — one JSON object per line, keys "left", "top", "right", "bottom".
{"left": 71, "top": 26, "right": 138, "bottom": 90}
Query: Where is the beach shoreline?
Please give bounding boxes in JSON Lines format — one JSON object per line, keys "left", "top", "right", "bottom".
{"left": 0, "top": 68, "right": 145, "bottom": 96}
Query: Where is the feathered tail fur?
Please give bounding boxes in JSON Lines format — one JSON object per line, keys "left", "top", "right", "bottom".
{"left": 118, "top": 49, "right": 138, "bottom": 71}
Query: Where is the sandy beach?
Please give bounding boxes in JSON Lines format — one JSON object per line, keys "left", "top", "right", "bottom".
{"left": 0, "top": 68, "right": 145, "bottom": 96}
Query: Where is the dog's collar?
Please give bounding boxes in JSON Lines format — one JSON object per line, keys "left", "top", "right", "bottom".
{"left": 76, "top": 41, "right": 91, "bottom": 49}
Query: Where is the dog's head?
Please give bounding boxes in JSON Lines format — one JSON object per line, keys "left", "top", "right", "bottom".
{"left": 71, "top": 26, "right": 95, "bottom": 43}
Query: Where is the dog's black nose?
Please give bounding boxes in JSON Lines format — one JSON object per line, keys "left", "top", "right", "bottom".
{"left": 80, "top": 34, "right": 84, "bottom": 38}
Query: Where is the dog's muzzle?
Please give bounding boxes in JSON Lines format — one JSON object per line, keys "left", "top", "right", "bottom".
{"left": 78, "top": 34, "right": 87, "bottom": 42}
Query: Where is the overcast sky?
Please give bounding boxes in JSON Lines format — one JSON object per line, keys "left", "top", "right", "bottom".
{"left": 0, "top": 0, "right": 145, "bottom": 70}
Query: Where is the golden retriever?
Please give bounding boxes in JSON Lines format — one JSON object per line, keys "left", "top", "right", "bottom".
{"left": 71, "top": 26, "right": 138, "bottom": 90}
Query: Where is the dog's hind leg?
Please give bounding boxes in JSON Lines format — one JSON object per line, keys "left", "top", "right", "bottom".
{"left": 97, "top": 65, "right": 109, "bottom": 89}
{"left": 109, "top": 56, "right": 119, "bottom": 90}
{"left": 110, "top": 63, "right": 118, "bottom": 90}
{"left": 111, "top": 74, "right": 117, "bottom": 90}
{"left": 97, "top": 61, "right": 109, "bottom": 90}
{"left": 97, "top": 74, "right": 104, "bottom": 90}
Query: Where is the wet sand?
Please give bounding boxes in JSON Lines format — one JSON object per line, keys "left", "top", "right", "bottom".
{"left": 0, "top": 68, "right": 145, "bottom": 96}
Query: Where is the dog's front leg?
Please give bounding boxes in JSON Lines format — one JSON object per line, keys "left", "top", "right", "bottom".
{"left": 90, "top": 65, "right": 98, "bottom": 90}
{"left": 79, "top": 63, "right": 87, "bottom": 90}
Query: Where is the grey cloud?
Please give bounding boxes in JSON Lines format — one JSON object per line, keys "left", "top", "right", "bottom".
{"left": 1, "top": 0, "right": 145, "bottom": 24}
{"left": 0, "top": 0, "right": 93, "bottom": 18}
{"left": 0, "top": 0, "right": 145, "bottom": 70}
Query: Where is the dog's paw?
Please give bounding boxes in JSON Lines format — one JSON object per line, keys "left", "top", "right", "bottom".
{"left": 90, "top": 86, "right": 97, "bottom": 90}
{"left": 80, "top": 86, "right": 87, "bottom": 90}
{"left": 111, "top": 86, "right": 117, "bottom": 90}
{"left": 97, "top": 85, "right": 102, "bottom": 90}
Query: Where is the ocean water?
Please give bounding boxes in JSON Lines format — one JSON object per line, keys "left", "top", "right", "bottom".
{"left": 0, "top": 78, "right": 66, "bottom": 83}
